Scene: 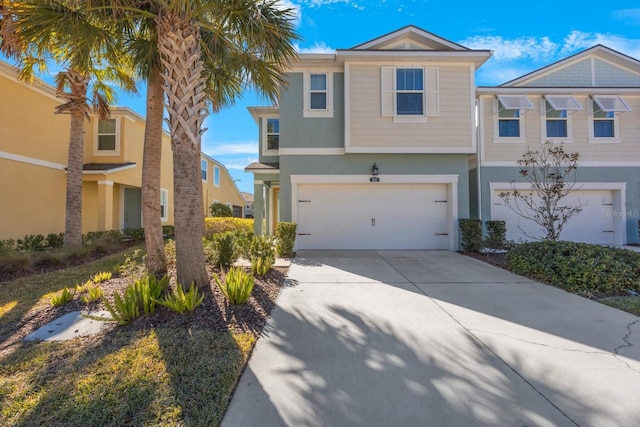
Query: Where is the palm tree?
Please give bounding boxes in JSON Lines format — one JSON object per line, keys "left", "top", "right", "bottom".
{"left": 1, "top": 0, "right": 136, "bottom": 248}
{"left": 112, "top": 0, "right": 298, "bottom": 286}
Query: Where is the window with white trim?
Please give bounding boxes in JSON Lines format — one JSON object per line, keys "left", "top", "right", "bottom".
{"left": 266, "top": 118, "right": 279, "bottom": 151}
{"left": 160, "top": 189, "right": 169, "bottom": 222}
{"left": 95, "top": 118, "right": 120, "bottom": 154}
{"left": 589, "top": 96, "right": 631, "bottom": 142}
{"left": 303, "top": 72, "right": 333, "bottom": 118}
{"left": 214, "top": 165, "right": 220, "bottom": 187}
{"left": 543, "top": 95, "right": 582, "bottom": 141}
{"left": 381, "top": 66, "right": 438, "bottom": 121}
{"left": 201, "top": 159, "right": 208, "bottom": 182}
{"left": 496, "top": 95, "right": 533, "bottom": 139}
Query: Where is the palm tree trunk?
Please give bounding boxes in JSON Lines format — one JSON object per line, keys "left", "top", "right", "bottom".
{"left": 157, "top": 10, "right": 208, "bottom": 287}
{"left": 61, "top": 72, "right": 89, "bottom": 248}
{"left": 142, "top": 65, "right": 167, "bottom": 276}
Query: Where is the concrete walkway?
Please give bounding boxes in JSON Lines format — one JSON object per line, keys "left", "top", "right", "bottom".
{"left": 222, "top": 250, "right": 640, "bottom": 427}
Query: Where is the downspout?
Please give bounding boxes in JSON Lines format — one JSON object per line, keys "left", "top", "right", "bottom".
{"left": 475, "top": 97, "right": 483, "bottom": 223}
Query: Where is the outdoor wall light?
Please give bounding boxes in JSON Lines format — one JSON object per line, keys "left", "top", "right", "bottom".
{"left": 371, "top": 163, "right": 379, "bottom": 176}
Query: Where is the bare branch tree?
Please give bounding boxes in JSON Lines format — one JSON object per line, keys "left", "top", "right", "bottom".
{"left": 499, "top": 141, "right": 585, "bottom": 241}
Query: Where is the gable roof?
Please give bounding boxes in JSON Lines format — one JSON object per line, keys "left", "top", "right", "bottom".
{"left": 349, "top": 25, "right": 469, "bottom": 51}
{"left": 500, "top": 45, "right": 640, "bottom": 88}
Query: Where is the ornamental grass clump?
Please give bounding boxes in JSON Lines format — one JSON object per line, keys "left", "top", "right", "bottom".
{"left": 51, "top": 287, "right": 75, "bottom": 306}
{"left": 215, "top": 267, "right": 254, "bottom": 304}
{"left": 156, "top": 282, "right": 204, "bottom": 314}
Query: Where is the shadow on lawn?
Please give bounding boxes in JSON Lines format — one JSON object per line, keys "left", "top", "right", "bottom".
{"left": 0, "top": 279, "right": 253, "bottom": 427}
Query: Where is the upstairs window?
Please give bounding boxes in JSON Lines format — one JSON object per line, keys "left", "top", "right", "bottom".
{"left": 266, "top": 118, "right": 279, "bottom": 151}
{"left": 593, "top": 102, "right": 615, "bottom": 138}
{"left": 545, "top": 101, "right": 568, "bottom": 138}
{"left": 543, "top": 95, "right": 582, "bottom": 141}
{"left": 495, "top": 95, "right": 533, "bottom": 140}
{"left": 396, "top": 68, "right": 424, "bottom": 115}
{"left": 381, "top": 66, "right": 438, "bottom": 121}
{"left": 95, "top": 118, "right": 120, "bottom": 154}
{"left": 214, "top": 165, "right": 220, "bottom": 187}
{"left": 201, "top": 159, "right": 208, "bottom": 182}
{"left": 590, "top": 96, "right": 631, "bottom": 142}
{"left": 303, "top": 72, "right": 333, "bottom": 118}
{"left": 310, "top": 74, "right": 327, "bottom": 110}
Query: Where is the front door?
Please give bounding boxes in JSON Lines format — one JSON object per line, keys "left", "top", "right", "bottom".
{"left": 123, "top": 187, "right": 142, "bottom": 229}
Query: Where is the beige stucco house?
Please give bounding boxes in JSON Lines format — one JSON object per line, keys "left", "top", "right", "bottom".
{"left": 0, "top": 60, "right": 243, "bottom": 240}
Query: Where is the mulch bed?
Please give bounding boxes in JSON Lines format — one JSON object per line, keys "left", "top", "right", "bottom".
{"left": 462, "top": 251, "right": 507, "bottom": 269}
{"left": 1, "top": 258, "right": 288, "bottom": 356}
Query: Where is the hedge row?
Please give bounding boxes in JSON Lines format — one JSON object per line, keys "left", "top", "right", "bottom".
{"left": 505, "top": 241, "right": 640, "bottom": 295}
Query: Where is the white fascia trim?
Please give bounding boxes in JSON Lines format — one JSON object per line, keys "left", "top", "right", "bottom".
{"left": 477, "top": 87, "right": 640, "bottom": 95}
{"left": 336, "top": 50, "right": 492, "bottom": 62}
{"left": 345, "top": 146, "right": 476, "bottom": 154}
{"left": 0, "top": 150, "right": 66, "bottom": 170}
{"left": 97, "top": 180, "right": 114, "bottom": 186}
{"left": 490, "top": 182, "right": 626, "bottom": 191}
{"left": 481, "top": 160, "right": 640, "bottom": 167}
{"left": 83, "top": 163, "right": 137, "bottom": 175}
{"left": 278, "top": 148, "right": 345, "bottom": 156}
{"left": 291, "top": 174, "right": 459, "bottom": 185}
{"left": 251, "top": 169, "right": 281, "bottom": 174}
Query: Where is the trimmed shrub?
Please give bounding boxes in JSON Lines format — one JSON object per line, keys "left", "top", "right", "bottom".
{"left": 484, "top": 220, "right": 507, "bottom": 250}
{"left": 0, "top": 239, "right": 16, "bottom": 254}
{"left": 275, "top": 222, "right": 297, "bottom": 258}
{"left": 45, "top": 233, "right": 65, "bottom": 249}
{"left": 204, "top": 217, "right": 253, "bottom": 238}
{"left": 122, "top": 227, "right": 145, "bottom": 241}
{"left": 506, "top": 241, "right": 640, "bottom": 295}
{"left": 233, "top": 229, "right": 255, "bottom": 260}
{"left": 210, "top": 232, "right": 237, "bottom": 267}
{"left": 459, "top": 219, "right": 483, "bottom": 252}
{"left": 17, "top": 234, "right": 46, "bottom": 251}
{"left": 210, "top": 202, "right": 233, "bottom": 217}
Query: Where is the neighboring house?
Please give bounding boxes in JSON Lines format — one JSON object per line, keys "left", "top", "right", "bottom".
{"left": 201, "top": 154, "right": 245, "bottom": 218}
{"left": 241, "top": 192, "right": 254, "bottom": 218}
{"left": 247, "top": 26, "right": 491, "bottom": 249}
{"left": 0, "top": 60, "right": 243, "bottom": 240}
{"left": 477, "top": 45, "right": 640, "bottom": 245}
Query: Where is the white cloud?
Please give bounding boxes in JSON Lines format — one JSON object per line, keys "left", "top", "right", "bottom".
{"left": 560, "top": 30, "right": 640, "bottom": 58}
{"left": 277, "top": 0, "right": 302, "bottom": 26}
{"left": 295, "top": 42, "right": 335, "bottom": 53}
{"left": 459, "top": 35, "right": 558, "bottom": 60}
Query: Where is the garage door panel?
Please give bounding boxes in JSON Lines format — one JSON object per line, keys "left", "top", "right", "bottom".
{"left": 491, "top": 189, "right": 615, "bottom": 245}
{"left": 297, "top": 183, "right": 450, "bottom": 250}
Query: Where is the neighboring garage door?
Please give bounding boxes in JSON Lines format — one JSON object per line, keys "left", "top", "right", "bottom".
{"left": 296, "top": 183, "right": 450, "bottom": 250}
{"left": 491, "top": 189, "right": 615, "bottom": 244}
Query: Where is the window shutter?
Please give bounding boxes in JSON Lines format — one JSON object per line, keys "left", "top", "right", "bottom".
{"left": 381, "top": 67, "right": 395, "bottom": 116}
{"left": 426, "top": 67, "right": 439, "bottom": 116}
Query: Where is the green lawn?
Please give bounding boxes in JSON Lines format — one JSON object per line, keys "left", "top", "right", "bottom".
{"left": 0, "top": 248, "right": 256, "bottom": 426}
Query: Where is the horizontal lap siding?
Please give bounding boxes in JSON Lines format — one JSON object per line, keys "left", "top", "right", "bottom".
{"left": 482, "top": 95, "right": 640, "bottom": 163}
{"left": 349, "top": 64, "right": 473, "bottom": 149}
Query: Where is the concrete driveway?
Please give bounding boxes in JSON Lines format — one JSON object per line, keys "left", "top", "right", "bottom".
{"left": 222, "top": 250, "right": 640, "bottom": 427}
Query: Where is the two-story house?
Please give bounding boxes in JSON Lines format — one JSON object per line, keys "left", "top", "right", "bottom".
{"left": 201, "top": 153, "right": 246, "bottom": 218}
{"left": 477, "top": 45, "right": 640, "bottom": 245}
{"left": 247, "top": 26, "right": 491, "bottom": 250}
{"left": 0, "top": 59, "right": 243, "bottom": 240}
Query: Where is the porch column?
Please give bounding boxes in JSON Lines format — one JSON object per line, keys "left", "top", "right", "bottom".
{"left": 253, "top": 181, "right": 264, "bottom": 235}
{"left": 97, "top": 180, "right": 114, "bottom": 231}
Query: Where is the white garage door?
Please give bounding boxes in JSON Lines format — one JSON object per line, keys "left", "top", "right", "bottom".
{"left": 491, "top": 189, "right": 615, "bottom": 244}
{"left": 296, "top": 183, "right": 450, "bottom": 250}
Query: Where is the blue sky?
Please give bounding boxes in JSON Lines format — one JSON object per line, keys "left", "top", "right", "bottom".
{"left": 197, "top": 0, "right": 640, "bottom": 194}
{"left": 9, "top": 1, "right": 640, "bottom": 194}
